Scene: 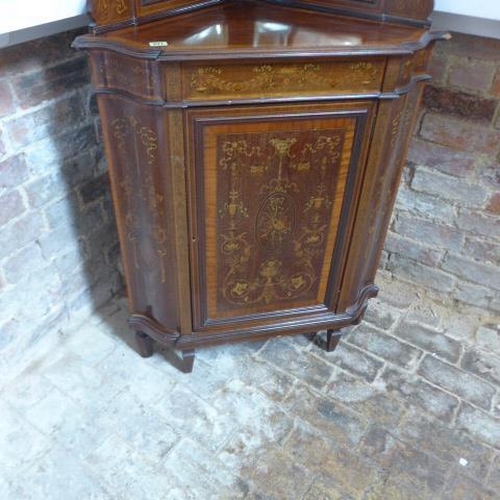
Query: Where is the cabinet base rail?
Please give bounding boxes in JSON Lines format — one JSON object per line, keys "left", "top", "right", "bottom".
{"left": 129, "top": 285, "right": 378, "bottom": 373}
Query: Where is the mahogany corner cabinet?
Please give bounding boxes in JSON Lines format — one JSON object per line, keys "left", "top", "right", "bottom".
{"left": 74, "top": 0, "right": 447, "bottom": 373}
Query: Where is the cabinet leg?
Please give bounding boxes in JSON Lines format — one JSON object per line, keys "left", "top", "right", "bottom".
{"left": 179, "top": 349, "right": 196, "bottom": 374}
{"left": 313, "top": 329, "right": 342, "bottom": 353}
{"left": 158, "top": 346, "right": 196, "bottom": 373}
{"left": 325, "top": 329, "right": 342, "bottom": 352}
{"left": 136, "top": 331, "right": 154, "bottom": 358}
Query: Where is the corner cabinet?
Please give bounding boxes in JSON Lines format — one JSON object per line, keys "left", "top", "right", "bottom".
{"left": 74, "top": 0, "right": 446, "bottom": 372}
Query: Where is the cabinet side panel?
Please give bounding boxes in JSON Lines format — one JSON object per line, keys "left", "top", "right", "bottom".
{"left": 97, "top": 94, "right": 181, "bottom": 331}
{"left": 336, "top": 58, "right": 430, "bottom": 312}
{"left": 366, "top": 82, "right": 428, "bottom": 282}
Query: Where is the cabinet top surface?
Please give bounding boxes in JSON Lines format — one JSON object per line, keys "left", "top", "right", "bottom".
{"left": 80, "top": 1, "right": 432, "bottom": 59}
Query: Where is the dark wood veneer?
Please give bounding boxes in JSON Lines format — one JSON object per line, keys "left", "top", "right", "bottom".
{"left": 75, "top": 0, "right": 446, "bottom": 372}
{"left": 87, "top": 0, "right": 434, "bottom": 33}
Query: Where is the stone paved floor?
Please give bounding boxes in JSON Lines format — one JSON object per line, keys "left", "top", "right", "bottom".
{"left": 1, "top": 271, "right": 499, "bottom": 499}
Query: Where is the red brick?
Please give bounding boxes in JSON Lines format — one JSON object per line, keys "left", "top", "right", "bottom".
{"left": 13, "top": 56, "right": 89, "bottom": 109}
{"left": 428, "top": 53, "right": 447, "bottom": 84}
{"left": 442, "top": 253, "right": 500, "bottom": 292}
{"left": 384, "top": 231, "right": 442, "bottom": 266}
{"left": 411, "top": 167, "right": 488, "bottom": 206}
{"left": 445, "top": 475, "right": 497, "bottom": 500}
{"left": 455, "top": 281, "right": 494, "bottom": 310}
{"left": 393, "top": 213, "right": 464, "bottom": 252}
{"left": 25, "top": 174, "right": 69, "bottom": 209}
{"left": 4, "top": 244, "right": 47, "bottom": 285}
{"left": 0, "top": 80, "right": 15, "bottom": 118}
{"left": 456, "top": 210, "right": 500, "bottom": 239}
{"left": 448, "top": 60, "right": 496, "bottom": 93}
{"left": 0, "top": 190, "right": 25, "bottom": 226}
{"left": 495, "top": 105, "right": 500, "bottom": 130}
{"left": 441, "top": 33, "right": 500, "bottom": 62}
{"left": 492, "top": 69, "right": 500, "bottom": 97}
{"left": 0, "top": 154, "right": 29, "bottom": 189}
{"left": 457, "top": 403, "right": 500, "bottom": 449}
{"left": 78, "top": 174, "right": 110, "bottom": 206}
{"left": 419, "top": 355, "right": 495, "bottom": 410}
{"left": 0, "top": 29, "right": 85, "bottom": 78}
{"left": 407, "top": 138, "right": 475, "bottom": 178}
{"left": 419, "top": 112, "right": 499, "bottom": 154}
{"left": 423, "top": 85, "right": 497, "bottom": 122}
{"left": 480, "top": 161, "right": 500, "bottom": 188}
{"left": 7, "top": 94, "right": 86, "bottom": 149}
{"left": 464, "top": 238, "right": 500, "bottom": 266}
{"left": 348, "top": 326, "right": 421, "bottom": 370}
{"left": 0, "top": 212, "right": 46, "bottom": 260}
{"left": 0, "top": 130, "right": 6, "bottom": 157}
{"left": 486, "top": 192, "right": 500, "bottom": 214}
{"left": 395, "top": 188, "right": 456, "bottom": 222}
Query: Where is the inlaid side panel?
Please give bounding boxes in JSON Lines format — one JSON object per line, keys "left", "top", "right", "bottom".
{"left": 97, "top": 95, "right": 181, "bottom": 330}
{"left": 336, "top": 52, "right": 432, "bottom": 313}
{"left": 187, "top": 103, "right": 374, "bottom": 331}
{"left": 90, "top": 51, "right": 162, "bottom": 102}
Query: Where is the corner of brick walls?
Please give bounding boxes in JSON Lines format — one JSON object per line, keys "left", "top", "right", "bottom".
{"left": 381, "top": 32, "right": 500, "bottom": 314}
{"left": 0, "top": 29, "right": 123, "bottom": 365}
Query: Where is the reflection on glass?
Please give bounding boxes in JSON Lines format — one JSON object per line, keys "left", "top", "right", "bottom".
{"left": 254, "top": 22, "right": 292, "bottom": 46}
{"left": 292, "top": 28, "right": 362, "bottom": 47}
{"left": 179, "top": 20, "right": 362, "bottom": 48}
{"left": 183, "top": 23, "right": 228, "bottom": 45}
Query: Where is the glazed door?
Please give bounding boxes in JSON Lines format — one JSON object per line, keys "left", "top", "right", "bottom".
{"left": 186, "top": 102, "right": 376, "bottom": 333}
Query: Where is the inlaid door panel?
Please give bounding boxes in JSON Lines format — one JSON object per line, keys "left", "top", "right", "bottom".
{"left": 186, "top": 102, "right": 375, "bottom": 332}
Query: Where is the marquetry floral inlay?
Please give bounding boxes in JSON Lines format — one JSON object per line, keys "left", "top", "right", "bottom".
{"left": 111, "top": 115, "right": 168, "bottom": 282}
{"left": 99, "top": 56, "right": 157, "bottom": 94}
{"left": 190, "top": 62, "right": 382, "bottom": 96}
{"left": 215, "top": 129, "right": 345, "bottom": 307}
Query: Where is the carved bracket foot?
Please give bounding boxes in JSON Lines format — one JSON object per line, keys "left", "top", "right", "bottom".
{"left": 352, "top": 304, "right": 368, "bottom": 325}
{"left": 129, "top": 314, "right": 195, "bottom": 372}
{"left": 179, "top": 349, "right": 195, "bottom": 373}
{"left": 136, "top": 331, "right": 154, "bottom": 358}
{"left": 162, "top": 347, "right": 196, "bottom": 373}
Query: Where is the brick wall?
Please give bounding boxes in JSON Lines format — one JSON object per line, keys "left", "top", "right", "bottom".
{"left": 382, "top": 33, "right": 500, "bottom": 314}
{"left": 0, "top": 30, "right": 122, "bottom": 375}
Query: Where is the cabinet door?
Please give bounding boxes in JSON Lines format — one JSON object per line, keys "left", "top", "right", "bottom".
{"left": 186, "top": 102, "right": 376, "bottom": 333}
